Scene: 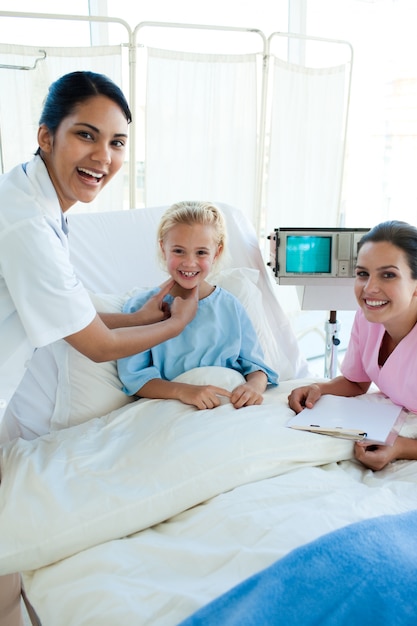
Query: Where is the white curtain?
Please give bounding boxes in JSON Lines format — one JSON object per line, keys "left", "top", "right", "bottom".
{"left": 145, "top": 48, "right": 258, "bottom": 223}
{"left": 264, "top": 57, "right": 348, "bottom": 234}
{"left": 0, "top": 40, "right": 350, "bottom": 224}
{"left": 0, "top": 44, "right": 125, "bottom": 213}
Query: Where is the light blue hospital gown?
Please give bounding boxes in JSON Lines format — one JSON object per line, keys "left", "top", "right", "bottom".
{"left": 117, "top": 286, "right": 279, "bottom": 396}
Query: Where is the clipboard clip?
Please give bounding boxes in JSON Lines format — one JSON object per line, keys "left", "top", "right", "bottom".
{"left": 291, "top": 424, "right": 368, "bottom": 441}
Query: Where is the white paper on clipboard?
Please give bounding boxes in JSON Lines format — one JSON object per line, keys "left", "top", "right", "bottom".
{"left": 286, "top": 393, "right": 406, "bottom": 445}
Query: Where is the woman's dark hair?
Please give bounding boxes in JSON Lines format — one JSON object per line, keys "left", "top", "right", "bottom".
{"left": 36, "top": 71, "right": 131, "bottom": 153}
{"left": 358, "top": 220, "right": 417, "bottom": 279}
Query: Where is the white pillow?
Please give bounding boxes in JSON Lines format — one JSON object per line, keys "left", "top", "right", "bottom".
{"left": 50, "top": 290, "right": 139, "bottom": 431}
{"left": 210, "top": 267, "right": 281, "bottom": 374}
{"left": 174, "top": 364, "right": 245, "bottom": 402}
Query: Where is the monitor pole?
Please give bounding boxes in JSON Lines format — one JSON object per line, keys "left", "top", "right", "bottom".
{"left": 324, "top": 310, "right": 340, "bottom": 379}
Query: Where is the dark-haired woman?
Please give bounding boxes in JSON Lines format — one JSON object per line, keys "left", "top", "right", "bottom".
{"left": 0, "top": 71, "right": 197, "bottom": 626}
{"left": 289, "top": 220, "right": 417, "bottom": 471}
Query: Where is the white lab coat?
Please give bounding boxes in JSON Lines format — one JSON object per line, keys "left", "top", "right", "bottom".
{"left": 0, "top": 156, "right": 96, "bottom": 436}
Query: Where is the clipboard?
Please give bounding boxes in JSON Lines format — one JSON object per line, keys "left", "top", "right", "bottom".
{"left": 286, "top": 394, "right": 406, "bottom": 445}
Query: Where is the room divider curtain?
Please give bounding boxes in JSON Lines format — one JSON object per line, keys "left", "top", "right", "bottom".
{"left": 0, "top": 43, "right": 124, "bottom": 213}
{"left": 144, "top": 48, "right": 258, "bottom": 224}
{"left": 0, "top": 19, "right": 351, "bottom": 230}
{"left": 264, "top": 57, "right": 348, "bottom": 234}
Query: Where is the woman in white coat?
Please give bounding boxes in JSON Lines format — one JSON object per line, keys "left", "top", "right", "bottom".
{"left": 0, "top": 71, "right": 198, "bottom": 626}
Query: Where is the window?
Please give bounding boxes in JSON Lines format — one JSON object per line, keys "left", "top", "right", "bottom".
{"left": 0, "top": 1, "right": 91, "bottom": 45}
{"left": 305, "top": 0, "right": 417, "bottom": 228}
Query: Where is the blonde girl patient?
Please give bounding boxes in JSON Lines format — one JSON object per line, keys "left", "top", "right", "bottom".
{"left": 117, "top": 201, "right": 278, "bottom": 409}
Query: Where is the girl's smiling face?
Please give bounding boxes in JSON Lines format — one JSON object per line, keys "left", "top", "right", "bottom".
{"left": 38, "top": 95, "right": 128, "bottom": 211}
{"left": 160, "top": 222, "right": 222, "bottom": 295}
{"left": 354, "top": 240, "right": 417, "bottom": 337}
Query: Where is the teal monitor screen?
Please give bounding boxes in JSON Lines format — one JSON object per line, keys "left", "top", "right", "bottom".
{"left": 286, "top": 235, "right": 332, "bottom": 273}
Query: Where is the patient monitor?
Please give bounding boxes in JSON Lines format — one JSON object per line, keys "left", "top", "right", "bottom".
{"left": 267, "top": 227, "right": 369, "bottom": 377}
{"left": 268, "top": 227, "right": 369, "bottom": 308}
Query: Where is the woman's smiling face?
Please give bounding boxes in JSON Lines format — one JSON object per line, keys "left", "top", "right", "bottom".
{"left": 354, "top": 240, "right": 417, "bottom": 334}
{"left": 160, "top": 222, "right": 222, "bottom": 290}
{"left": 38, "top": 94, "right": 128, "bottom": 211}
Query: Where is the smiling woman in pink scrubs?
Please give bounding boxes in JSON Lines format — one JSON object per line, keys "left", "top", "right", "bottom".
{"left": 289, "top": 220, "right": 417, "bottom": 472}
{"left": 0, "top": 71, "right": 197, "bottom": 626}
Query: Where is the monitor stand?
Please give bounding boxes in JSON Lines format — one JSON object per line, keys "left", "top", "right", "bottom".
{"left": 324, "top": 310, "right": 341, "bottom": 379}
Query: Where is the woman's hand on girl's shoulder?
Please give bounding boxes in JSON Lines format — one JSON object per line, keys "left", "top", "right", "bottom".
{"left": 170, "top": 285, "right": 199, "bottom": 329}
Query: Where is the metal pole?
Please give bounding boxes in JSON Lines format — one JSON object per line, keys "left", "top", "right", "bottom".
{"left": 324, "top": 310, "right": 340, "bottom": 379}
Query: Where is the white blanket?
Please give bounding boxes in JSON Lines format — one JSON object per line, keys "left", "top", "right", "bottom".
{"left": 0, "top": 369, "right": 351, "bottom": 574}
{"left": 1, "top": 368, "right": 417, "bottom": 625}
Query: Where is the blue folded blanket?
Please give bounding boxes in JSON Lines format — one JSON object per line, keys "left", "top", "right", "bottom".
{"left": 179, "top": 509, "right": 417, "bottom": 626}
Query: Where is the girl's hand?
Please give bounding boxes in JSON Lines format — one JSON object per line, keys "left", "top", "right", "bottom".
{"left": 230, "top": 383, "right": 264, "bottom": 409}
{"left": 177, "top": 383, "right": 231, "bottom": 410}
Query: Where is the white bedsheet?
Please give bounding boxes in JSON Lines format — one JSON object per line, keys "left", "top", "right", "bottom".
{"left": 24, "top": 459, "right": 417, "bottom": 626}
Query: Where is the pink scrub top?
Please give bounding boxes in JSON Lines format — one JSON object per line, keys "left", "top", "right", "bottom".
{"left": 341, "top": 309, "right": 417, "bottom": 413}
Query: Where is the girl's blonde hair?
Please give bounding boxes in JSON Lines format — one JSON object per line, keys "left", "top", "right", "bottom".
{"left": 158, "top": 201, "right": 226, "bottom": 245}
{"left": 158, "top": 201, "right": 227, "bottom": 269}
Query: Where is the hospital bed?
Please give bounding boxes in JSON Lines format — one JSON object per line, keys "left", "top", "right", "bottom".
{"left": 1, "top": 203, "right": 416, "bottom": 625}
